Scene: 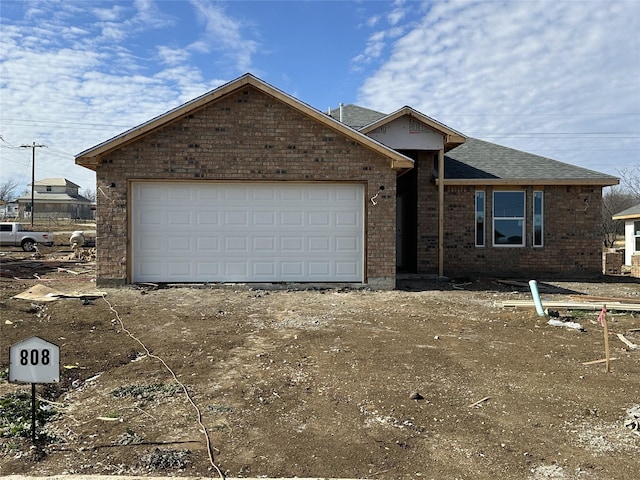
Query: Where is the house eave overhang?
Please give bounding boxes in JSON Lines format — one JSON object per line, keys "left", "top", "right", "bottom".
{"left": 612, "top": 213, "right": 640, "bottom": 221}
{"left": 360, "top": 106, "right": 466, "bottom": 151}
{"left": 75, "top": 74, "right": 414, "bottom": 171}
{"left": 436, "top": 178, "right": 620, "bottom": 186}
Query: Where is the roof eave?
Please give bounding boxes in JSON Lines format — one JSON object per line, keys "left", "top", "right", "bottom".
{"left": 437, "top": 178, "right": 620, "bottom": 186}
{"left": 612, "top": 214, "right": 640, "bottom": 220}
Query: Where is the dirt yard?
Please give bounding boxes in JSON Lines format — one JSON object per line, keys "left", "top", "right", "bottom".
{"left": 1, "top": 245, "right": 639, "bottom": 479}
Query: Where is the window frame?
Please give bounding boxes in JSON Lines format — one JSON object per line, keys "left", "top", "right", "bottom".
{"left": 475, "top": 190, "right": 485, "bottom": 247}
{"left": 533, "top": 190, "right": 544, "bottom": 247}
{"left": 492, "top": 190, "right": 525, "bottom": 247}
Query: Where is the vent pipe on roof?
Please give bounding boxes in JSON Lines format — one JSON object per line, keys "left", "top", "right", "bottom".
{"left": 339, "top": 103, "right": 344, "bottom": 122}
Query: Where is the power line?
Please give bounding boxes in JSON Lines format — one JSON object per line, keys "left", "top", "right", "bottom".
{"left": 19, "top": 142, "right": 46, "bottom": 228}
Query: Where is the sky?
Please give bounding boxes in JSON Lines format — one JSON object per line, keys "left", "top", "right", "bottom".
{"left": 1, "top": 0, "right": 639, "bottom": 197}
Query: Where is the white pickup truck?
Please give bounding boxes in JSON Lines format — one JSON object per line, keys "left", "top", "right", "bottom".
{"left": 0, "top": 222, "right": 54, "bottom": 252}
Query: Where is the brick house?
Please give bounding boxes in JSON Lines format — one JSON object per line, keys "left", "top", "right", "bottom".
{"left": 75, "top": 74, "right": 618, "bottom": 288}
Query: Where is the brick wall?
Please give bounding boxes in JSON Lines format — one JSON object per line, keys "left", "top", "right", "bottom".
{"left": 632, "top": 255, "right": 640, "bottom": 278}
{"left": 416, "top": 182, "right": 605, "bottom": 279}
{"left": 94, "top": 86, "right": 398, "bottom": 287}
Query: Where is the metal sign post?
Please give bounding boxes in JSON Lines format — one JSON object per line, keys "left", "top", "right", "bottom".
{"left": 8, "top": 336, "right": 60, "bottom": 442}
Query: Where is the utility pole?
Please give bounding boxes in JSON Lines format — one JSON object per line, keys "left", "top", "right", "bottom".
{"left": 20, "top": 142, "right": 46, "bottom": 228}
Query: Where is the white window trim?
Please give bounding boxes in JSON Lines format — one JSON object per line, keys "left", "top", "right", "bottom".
{"left": 533, "top": 190, "right": 544, "bottom": 247}
{"left": 493, "top": 190, "right": 525, "bottom": 247}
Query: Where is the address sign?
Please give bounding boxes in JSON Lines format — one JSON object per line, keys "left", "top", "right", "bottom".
{"left": 9, "top": 336, "right": 60, "bottom": 383}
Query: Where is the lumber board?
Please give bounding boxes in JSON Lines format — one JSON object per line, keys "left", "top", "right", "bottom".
{"left": 569, "top": 295, "right": 640, "bottom": 304}
{"left": 498, "top": 300, "right": 640, "bottom": 312}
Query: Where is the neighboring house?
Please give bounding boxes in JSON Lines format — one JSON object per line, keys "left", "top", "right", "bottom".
{"left": 75, "top": 74, "right": 618, "bottom": 288}
{"left": 16, "top": 178, "right": 94, "bottom": 221}
{"left": 612, "top": 203, "right": 640, "bottom": 266}
{"left": 0, "top": 201, "right": 19, "bottom": 219}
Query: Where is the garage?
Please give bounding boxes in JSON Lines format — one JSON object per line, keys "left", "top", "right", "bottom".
{"left": 130, "top": 182, "right": 365, "bottom": 283}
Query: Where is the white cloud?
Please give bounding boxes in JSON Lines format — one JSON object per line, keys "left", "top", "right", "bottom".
{"left": 92, "top": 5, "right": 126, "bottom": 22}
{"left": 157, "top": 45, "right": 192, "bottom": 66}
{"left": 188, "top": 0, "right": 258, "bottom": 72}
{"left": 0, "top": 0, "right": 248, "bottom": 192}
{"left": 357, "top": 0, "right": 640, "bottom": 176}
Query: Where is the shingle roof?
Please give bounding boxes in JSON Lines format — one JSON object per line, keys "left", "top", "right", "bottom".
{"left": 328, "top": 104, "right": 386, "bottom": 129}
{"left": 444, "top": 137, "right": 619, "bottom": 184}
{"left": 332, "top": 105, "right": 617, "bottom": 185}
{"left": 16, "top": 192, "right": 92, "bottom": 203}
{"left": 612, "top": 203, "right": 640, "bottom": 219}
{"left": 33, "top": 178, "right": 80, "bottom": 188}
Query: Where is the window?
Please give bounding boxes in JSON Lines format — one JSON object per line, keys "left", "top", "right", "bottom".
{"left": 635, "top": 221, "right": 640, "bottom": 252}
{"left": 46, "top": 186, "right": 52, "bottom": 192}
{"left": 493, "top": 191, "right": 525, "bottom": 246}
{"left": 533, "top": 191, "right": 543, "bottom": 247}
{"left": 475, "top": 191, "right": 485, "bottom": 247}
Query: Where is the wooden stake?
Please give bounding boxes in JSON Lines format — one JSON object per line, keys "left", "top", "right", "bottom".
{"left": 467, "top": 396, "right": 491, "bottom": 408}
{"left": 602, "top": 305, "right": 611, "bottom": 373}
{"left": 582, "top": 357, "right": 618, "bottom": 365}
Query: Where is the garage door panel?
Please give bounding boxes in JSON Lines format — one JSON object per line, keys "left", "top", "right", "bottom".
{"left": 168, "top": 186, "right": 193, "bottom": 201}
{"left": 253, "top": 211, "right": 276, "bottom": 226}
{"left": 253, "top": 236, "right": 276, "bottom": 251}
{"left": 196, "top": 187, "right": 219, "bottom": 201}
{"left": 196, "top": 262, "right": 219, "bottom": 276}
{"left": 225, "top": 236, "right": 248, "bottom": 251}
{"left": 281, "top": 236, "right": 303, "bottom": 251}
{"left": 253, "top": 262, "right": 275, "bottom": 276}
{"left": 309, "top": 262, "right": 330, "bottom": 276}
{"left": 141, "top": 210, "right": 163, "bottom": 226}
{"left": 224, "top": 211, "right": 248, "bottom": 226}
{"left": 224, "top": 188, "right": 248, "bottom": 201}
{"left": 196, "top": 211, "right": 219, "bottom": 225}
{"left": 252, "top": 186, "right": 276, "bottom": 201}
{"left": 336, "top": 236, "right": 358, "bottom": 251}
{"left": 139, "top": 236, "right": 163, "bottom": 251}
{"left": 337, "top": 262, "right": 359, "bottom": 276}
{"left": 196, "top": 236, "right": 219, "bottom": 250}
{"left": 308, "top": 211, "right": 331, "bottom": 226}
{"left": 225, "top": 262, "right": 248, "bottom": 277}
{"left": 168, "top": 261, "right": 191, "bottom": 276}
{"left": 167, "top": 236, "right": 190, "bottom": 252}
{"left": 281, "top": 211, "right": 303, "bottom": 226}
{"left": 308, "top": 236, "right": 331, "bottom": 252}
{"left": 281, "top": 188, "right": 304, "bottom": 201}
{"left": 336, "top": 211, "right": 358, "bottom": 226}
{"left": 168, "top": 211, "right": 191, "bottom": 226}
{"left": 132, "top": 182, "right": 364, "bottom": 283}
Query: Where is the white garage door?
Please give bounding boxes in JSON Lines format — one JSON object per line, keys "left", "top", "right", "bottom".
{"left": 131, "top": 182, "right": 364, "bottom": 283}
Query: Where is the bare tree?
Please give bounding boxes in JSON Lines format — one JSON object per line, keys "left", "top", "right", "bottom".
{"left": 81, "top": 188, "right": 96, "bottom": 202}
{"left": 617, "top": 165, "right": 640, "bottom": 199}
{"left": 0, "top": 179, "right": 19, "bottom": 202}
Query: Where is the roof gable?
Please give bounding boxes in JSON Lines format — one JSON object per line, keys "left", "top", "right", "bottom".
{"left": 76, "top": 74, "right": 413, "bottom": 171}
{"left": 360, "top": 106, "right": 466, "bottom": 151}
